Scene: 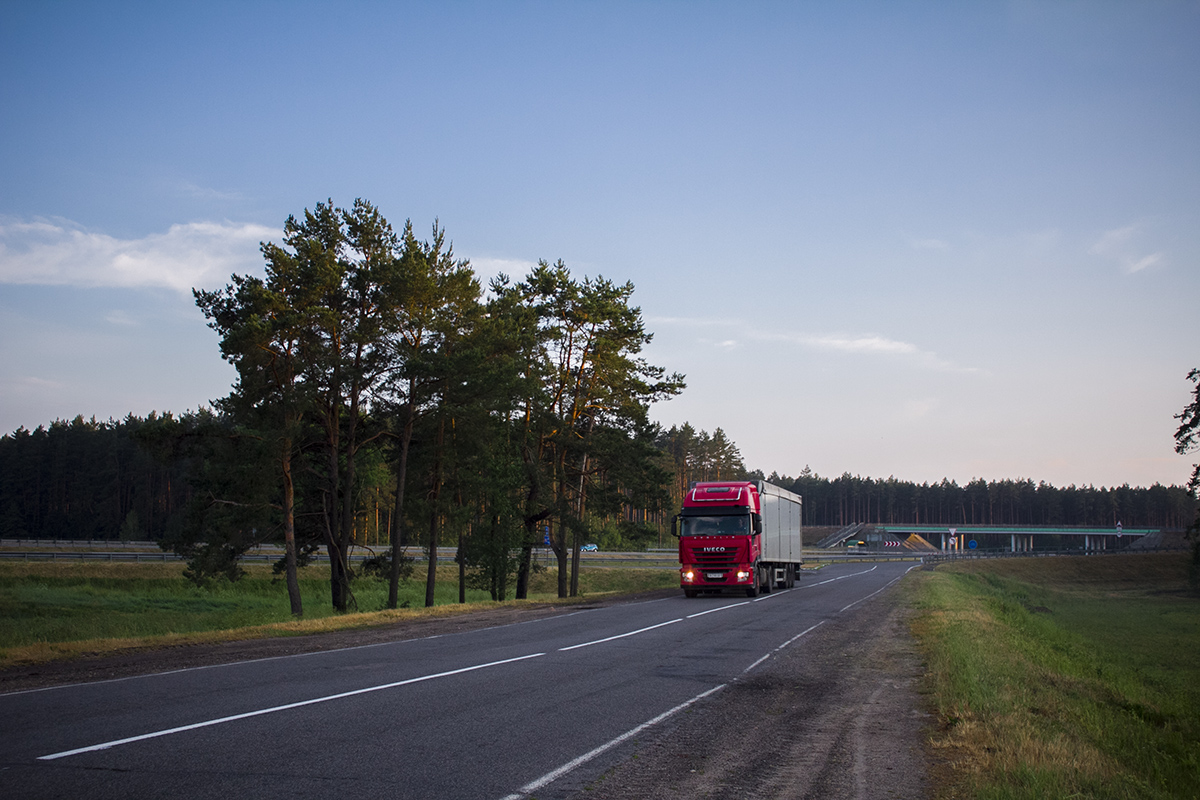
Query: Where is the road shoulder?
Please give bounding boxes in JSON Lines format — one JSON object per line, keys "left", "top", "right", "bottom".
{"left": 566, "top": 586, "right": 932, "bottom": 800}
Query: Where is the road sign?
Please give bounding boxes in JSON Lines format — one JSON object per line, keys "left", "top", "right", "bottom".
{"left": 968, "top": 539, "right": 978, "bottom": 550}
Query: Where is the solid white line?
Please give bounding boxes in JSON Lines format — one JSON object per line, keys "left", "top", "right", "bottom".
{"left": 557, "top": 619, "right": 682, "bottom": 651}
{"left": 839, "top": 564, "right": 919, "bottom": 613}
{"left": 741, "top": 621, "right": 825, "bottom": 675}
{"left": 804, "top": 564, "right": 879, "bottom": 587}
{"left": 38, "top": 652, "right": 546, "bottom": 761}
{"left": 686, "top": 601, "right": 750, "bottom": 618}
{"left": 742, "top": 653, "right": 772, "bottom": 673}
{"left": 498, "top": 684, "right": 728, "bottom": 800}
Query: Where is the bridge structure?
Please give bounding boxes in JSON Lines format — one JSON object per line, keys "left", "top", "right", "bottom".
{"left": 875, "top": 524, "right": 1153, "bottom": 552}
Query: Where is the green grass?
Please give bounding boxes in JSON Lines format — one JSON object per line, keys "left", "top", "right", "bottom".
{"left": 909, "top": 553, "right": 1200, "bottom": 800}
{"left": 0, "top": 561, "right": 677, "bottom": 667}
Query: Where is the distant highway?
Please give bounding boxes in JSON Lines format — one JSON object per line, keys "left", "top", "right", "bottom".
{"left": 0, "top": 561, "right": 916, "bottom": 799}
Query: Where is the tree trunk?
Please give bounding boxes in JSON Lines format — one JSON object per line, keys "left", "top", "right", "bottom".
{"left": 424, "top": 414, "right": 445, "bottom": 608}
{"left": 515, "top": 541, "right": 533, "bottom": 600}
{"left": 388, "top": 392, "right": 417, "bottom": 608}
{"left": 458, "top": 528, "right": 466, "bottom": 604}
{"left": 569, "top": 446, "right": 588, "bottom": 597}
{"left": 281, "top": 440, "right": 302, "bottom": 616}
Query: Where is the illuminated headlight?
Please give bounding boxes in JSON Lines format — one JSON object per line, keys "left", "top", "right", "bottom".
{"left": 682, "top": 570, "right": 695, "bottom": 583}
{"left": 737, "top": 570, "right": 751, "bottom": 582}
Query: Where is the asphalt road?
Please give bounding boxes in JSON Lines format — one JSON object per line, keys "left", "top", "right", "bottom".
{"left": 0, "top": 562, "right": 918, "bottom": 799}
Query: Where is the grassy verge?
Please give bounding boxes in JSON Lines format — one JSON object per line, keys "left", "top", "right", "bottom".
{"left": 908, "top": 553, "right": 1200, "bottom": 800}
{"left": 0, "top": 562, "right": 677, "bottom": 669}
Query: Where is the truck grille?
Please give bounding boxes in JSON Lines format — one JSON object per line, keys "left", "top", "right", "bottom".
{"left": 690, "top": 548, "right": 738, "bottom": 569}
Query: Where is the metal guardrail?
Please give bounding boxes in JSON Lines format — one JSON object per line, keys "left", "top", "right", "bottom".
{"left": 919, "top": 544, "right": 1188, "bottom": 565}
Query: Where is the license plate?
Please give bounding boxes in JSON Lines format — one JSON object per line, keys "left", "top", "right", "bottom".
{"left": 706, "top": 572, "right": 724, "bottom": 580}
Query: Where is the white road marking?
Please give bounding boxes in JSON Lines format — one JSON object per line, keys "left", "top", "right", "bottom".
{"left": 686, "top": 601, "right": 750, "bottom": 618}
{"left": 839, "top": 565, "right": 920, "bottom": 613}
{"left": 557, "top": 618, "right": 682, "bottom": 651}
{"left": 498, "top": 684, "right": 728, "bottom": 800}
{"left": 38, "top": 652, "right": 546, "bottom": 761}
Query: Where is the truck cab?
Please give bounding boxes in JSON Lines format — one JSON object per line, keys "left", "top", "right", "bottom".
{"left": 673, "top": 481, "right": 801, "bottom": 598}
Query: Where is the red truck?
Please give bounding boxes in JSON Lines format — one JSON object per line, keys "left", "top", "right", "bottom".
{"left": 672, "top": 480, "right": 803, "bottom": 597}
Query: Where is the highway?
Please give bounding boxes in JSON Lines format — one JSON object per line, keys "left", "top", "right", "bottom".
{"left": 0, "top": 561, "right": 917, "bottom": 799}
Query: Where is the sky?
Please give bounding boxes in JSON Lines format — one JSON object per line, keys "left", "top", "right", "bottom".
{"left": 1, "top": 1, "right": 1198, "bottom": 489}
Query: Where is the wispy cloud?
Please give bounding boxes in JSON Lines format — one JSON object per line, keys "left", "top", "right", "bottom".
{"left": 763, "top": 331, "right": 983, "bottom": 374}
{"left": 1090, "top": 223, "right": 1164, "bottom": 274}
{"left": 651, "top": 316, "right": 984, "bottom": 375}
{"left": 103, "top": 310, "right": 138, "bottom": 326}
{"left": 0, "top": 217, "right": 277, "bottom": 293}
{"left": 798, "top": 334, "right": 919, "bottom": 356}
{"left": 904, "top": 234, "right": 951, "bottom": 251}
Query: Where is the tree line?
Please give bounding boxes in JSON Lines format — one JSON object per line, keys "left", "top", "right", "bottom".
{"left": 0, "top": 199, "right": 693, "bottom": 616}
{"left": 1, "top": 199, "right": 1195, "bottom": 612}
{"left": 762, "top": 468, "right": 1196, "bottom": 530}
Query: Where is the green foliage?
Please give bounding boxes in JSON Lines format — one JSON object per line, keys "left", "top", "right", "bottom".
{"left": 356, "top": 551, "right": 414, "bottom": 582}
{"left": 911, "top": 554, "right": 1200, "bottom": 799}
{"left": 0, "top": 563, "right": 674, "bottom": 656}
{"left": 1172, "top": 367, "right": 1200, "bottom": 582}
{"left": 0, "top": 412, "right": 198, "bottom": 541}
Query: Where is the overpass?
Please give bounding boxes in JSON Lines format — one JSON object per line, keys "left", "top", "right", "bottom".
{"left": 875, "top": 525, "right": 1152, "bottom": 552}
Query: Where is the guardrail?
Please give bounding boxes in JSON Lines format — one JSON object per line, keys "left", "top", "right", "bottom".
{"left": 920, "top": 544, "right": 1187, "bottom": 565}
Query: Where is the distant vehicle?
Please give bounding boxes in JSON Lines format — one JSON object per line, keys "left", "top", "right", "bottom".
{"left": 846, "top": 540, "right": 865, "bottom": 549}
{"left": 581, "top": 543, "right": 599, "bottom": 552}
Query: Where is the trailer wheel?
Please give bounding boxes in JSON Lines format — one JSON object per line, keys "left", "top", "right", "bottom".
{"left": 786, "top": 564, "right": 796, "bottom": 589}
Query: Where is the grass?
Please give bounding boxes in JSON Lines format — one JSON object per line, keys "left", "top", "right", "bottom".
{"left": 908, "top": 553, "right": 1200, "bottom": 800}
{"left": 0, "top": 561, "right": 677, "bottom": 669}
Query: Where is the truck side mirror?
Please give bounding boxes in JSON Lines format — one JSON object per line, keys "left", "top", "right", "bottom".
{"left": 753, "top": 515, "right": 763, "bottom": 535}
{"left": 671, "top": 515, "right": 680, "bottom": 538}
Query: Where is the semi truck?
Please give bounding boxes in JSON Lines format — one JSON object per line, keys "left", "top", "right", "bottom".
{"left": 671, "top": 480, "right": 803, "bottom": 597}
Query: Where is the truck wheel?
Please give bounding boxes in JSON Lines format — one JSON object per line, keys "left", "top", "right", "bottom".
{"left": 745, "top": 568, "right": 760, "bottom": 598}
{"left": 760, "top": 564, "right": 772, "bottom": 594}
{"left": 684, "top": 589, "right": 698, "bottom": 598}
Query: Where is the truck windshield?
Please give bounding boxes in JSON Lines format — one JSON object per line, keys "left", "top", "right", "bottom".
{"left": 680, "top": 515, "right": 749, "bottom": 537}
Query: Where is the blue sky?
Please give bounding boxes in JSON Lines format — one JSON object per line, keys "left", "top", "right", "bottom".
{"left": 2, "top": 1, "right": 1197, "bottom": 488}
